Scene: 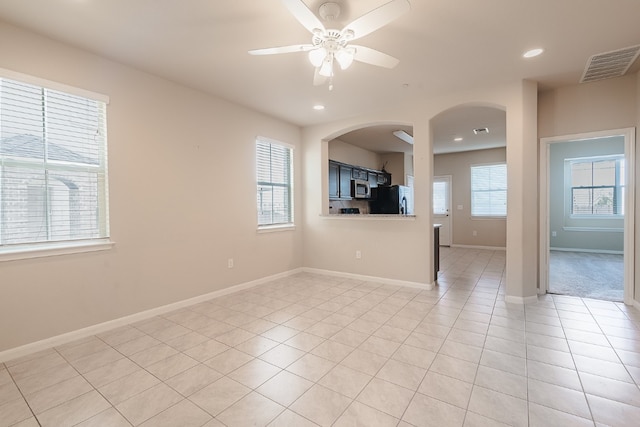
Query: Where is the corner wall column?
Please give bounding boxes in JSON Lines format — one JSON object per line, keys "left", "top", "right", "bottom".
{"left": 505, "top": 80, "right": 539, "bottom": 303}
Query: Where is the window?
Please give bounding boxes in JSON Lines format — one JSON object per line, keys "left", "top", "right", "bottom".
{"left": 256, "top": 137, "right": 293, "bottom": 228}
{"left": 471, "top": 163, "right": 507, "bottom": 217}
{"left": 569, "top": 155, "right": 624, "bottom": 216}
{"left": 0, "top": 75, "right": 109, "bottom": 252}
{"left": 433, "top": 181, "right": 448, "bottom": 215}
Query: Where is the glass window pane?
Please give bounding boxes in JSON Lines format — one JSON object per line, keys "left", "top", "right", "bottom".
{"left": 471, "top": 164, "right": 507, "bottom": 216}
{"left": 572, "top": 188, "right": 593, "bottom": 214}
{"left": 433, "top": 181, "right": 447, "bottom": 214}
{"left": 592, "top": 160, "right": 615, "bottom": 186}
{"left": 256, "top": 138, "right": 293, "bottom": 226}
{"left": 0, "top": 76, "right": 109, "bottom": 247}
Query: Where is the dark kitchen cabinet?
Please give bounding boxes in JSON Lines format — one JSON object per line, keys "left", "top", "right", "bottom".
{"left": 352, "top": 168, "right": 368, "bottom": 180}
{"left": 377, "top": 173, "right": 391, "bottom": 186}
{"left": 329, "top": 160, "right": 390, "bottom": 200}
{"left": 339, "top": 165, "right": 352, "bottom": 199}
{"left": 368, "top": 172, "right": 378, "bottom": 188}
{"left": 328, "top": 162, "right": 339, "bottom": 199}
{"left": 329, "top": 161, "right": 353, "bottom": 200}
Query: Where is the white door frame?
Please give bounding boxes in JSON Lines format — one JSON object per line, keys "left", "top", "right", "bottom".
{"left": 539, "top": 128, "right": 636, "bottom": 304}
{"left": 433, "top": 175, "right": 453, "bottom": 246}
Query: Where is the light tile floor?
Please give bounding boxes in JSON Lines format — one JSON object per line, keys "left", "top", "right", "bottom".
{"left": 2, "top": 247, "right": 640, "bottom": 426}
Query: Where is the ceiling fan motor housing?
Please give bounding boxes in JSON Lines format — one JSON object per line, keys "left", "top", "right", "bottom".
{"left": 319, "top": 2, "right": 341, "bottom": 21}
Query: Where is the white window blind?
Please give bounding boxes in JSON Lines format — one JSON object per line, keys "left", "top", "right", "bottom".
{"left": 570, "top": 156, "right": 624, "bottom": 216}
{"left": 471, "top": 163, "right": 507, "bottom": 217}
{"left": 256, "top": 137, "right": 293, "bottom": 227}
{"left": 0, "top": 76, "right": 109, "bottom": 249}
{"left": 433, "top": 181, "right": 448, "bottom": 215}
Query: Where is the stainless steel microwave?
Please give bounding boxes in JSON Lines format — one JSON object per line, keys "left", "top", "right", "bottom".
{"left": 351, "top": 179, "right": 371, "bottom": 199}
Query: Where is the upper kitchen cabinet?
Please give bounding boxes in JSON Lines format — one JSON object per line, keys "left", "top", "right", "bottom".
{"left": 328, "top": 161, "right": 353, "bottom": 200}
{"left": 328, "top": 161, "right": 340, "bottom": 199}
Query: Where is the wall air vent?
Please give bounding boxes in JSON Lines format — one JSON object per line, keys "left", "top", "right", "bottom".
{"left": 580, "top": 45, "right": 640, "bottom": 83}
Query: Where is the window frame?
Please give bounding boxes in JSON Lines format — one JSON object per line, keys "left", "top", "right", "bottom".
{"left": 0, "top": 69, "right": 112, "bottom": 261}
{"left": 567, "top": 155, "right": 625, "bottom": 218}
{"left": 255, "top": 136, "right": 294, "bottom": 231}
{"left": 470, "top": 162, "right": 507, "bottom": 218}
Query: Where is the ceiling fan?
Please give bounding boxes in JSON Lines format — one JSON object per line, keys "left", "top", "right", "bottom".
{"left": 249, "top": 0, "right": 411, "bottom": 88}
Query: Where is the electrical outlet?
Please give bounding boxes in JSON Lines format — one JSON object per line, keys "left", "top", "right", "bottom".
{"left": 227, "top": 258, "right": 234, "bottom": 268}
{"left": 472, "top": 230, "right": 477, "bottom": 237}
{"left": 355, "top": 250, "right": 362, "bottom": 259}
{"left": 552, "top": 231, "right": 557, "bottom": 237}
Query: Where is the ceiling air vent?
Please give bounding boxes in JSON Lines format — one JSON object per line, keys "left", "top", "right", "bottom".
{"left": 580, "top": 45, "right": 640, "bottom": 83}
{"left": 473, "top": 127, "right": 489, "bottom": 135}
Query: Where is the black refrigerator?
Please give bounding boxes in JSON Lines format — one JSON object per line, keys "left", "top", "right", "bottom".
{"left": 370, "top": 185, "right": 413, "bottom": 215}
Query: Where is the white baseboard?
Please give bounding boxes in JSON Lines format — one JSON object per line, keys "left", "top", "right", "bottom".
{"left": 550, "top": 247, "right": 623, "bottom": 255}
{"left": 505, "top": 295, "right": 539, "bottom": 305}
{"left": 302, "top": 267, "right": 434, "bottom": 291}
{"left": 0, "top": 268, "right": 303, "bottom": 363}
{"left": 0, "top": 267, "right": 434, "bottom": 363}
{"left": 450, "top": 244, "right": 506, "bottom": 251}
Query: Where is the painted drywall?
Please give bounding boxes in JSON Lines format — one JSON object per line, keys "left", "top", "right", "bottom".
{"left": 539, "top": 75, "right": 637, "bottom": 138}
{"left": 538, "top": 74, "right": 639, "bottom": 305}
{"left": 548, "top": 138, "right": 624, "bottom": 252}
{"left": 0, "top": 22, "right": 303, "bottom": 352}
{"left": 328, "top": 138, "right": 380, "bottom": 170}
{"left": 380, "top": 153, "right": 406, "bottom": 186}
{"left": 378, "top": 153, "right": 414, "bottom": 186}
{"left": 434, "top": 147, "right": 507, "bottom": 248}
{"left": 302, "top": 81, "right": 539, "bottom": 302}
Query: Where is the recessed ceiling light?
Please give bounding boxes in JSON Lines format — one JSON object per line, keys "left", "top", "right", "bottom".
{"left": 523, "top": 48, "right": 544, "bottom": 58}
{"left": 454, "top": 137, "right": 463, "bottom": 142}
{"left": 313, "top": 104, "right": 325, "bottom": 110}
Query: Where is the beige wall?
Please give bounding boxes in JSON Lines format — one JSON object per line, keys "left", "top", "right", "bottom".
{"left": 380, "top": 152, "right": 414, "bottom": 186}
{"left": 538, "top": 74, "right": 639, "bottom": 304}
{"left": 302, "top": 81, "right": 539, "bottom": 302}
{"left": 539, "top": 75, "right": 637, "bottom": 138}
{"left": 328, "top": 139, "right": 380, "bottom": 170}
{"left": 0, "top": 22, "right": 303, "bottom": 352}
{"left": 434, "top": 148, "right": 507, "bottom": 248}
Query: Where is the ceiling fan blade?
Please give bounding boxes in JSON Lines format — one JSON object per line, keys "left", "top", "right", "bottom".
{"left": 351, "top": 45, "right": 400, "bottom": 68}
{"left": 313, "top": 68, "right": 327, "bottom": 86}
{"left": 248, "top": 44, "right": 315, "bottom": 55}
{"left": 342, "top": 0, "right": 410, "bottom": 41}
{"left": 282, "top": 0, "right": 325, "bottom": 34}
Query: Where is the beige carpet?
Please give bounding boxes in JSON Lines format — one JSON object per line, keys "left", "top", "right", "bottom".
{"left": 548, "top": 250, "right": 623, "bottom": 301}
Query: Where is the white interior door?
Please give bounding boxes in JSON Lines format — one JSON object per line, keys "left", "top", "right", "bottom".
{"left": 433, "top": 175, "right": 452, "bottom": 246}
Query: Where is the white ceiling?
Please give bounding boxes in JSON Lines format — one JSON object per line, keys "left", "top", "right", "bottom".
{"left": 0, "top": 0, "right": 639, "bottom": 132}
{"left": 336, "top": 106, "right": 506, "bottom": 154}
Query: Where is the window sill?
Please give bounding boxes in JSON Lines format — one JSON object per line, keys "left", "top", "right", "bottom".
{"left": 0, "top": 239, "right": 115, "bottom": 262}
{"left": 257, "top": 224, "right": 296, "bottom": 233}
{"left": 562, "top": 226, "right": 623, "bottom": 233}
{"left": 569, "top": 215, "right": 624, "bottom": 220}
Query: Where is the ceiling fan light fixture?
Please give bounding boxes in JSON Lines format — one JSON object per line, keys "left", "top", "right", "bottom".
{"left": 319, "top": 55, "right": 334, "bottom": 77}
{"left": 308, "top": 48, "right": 327, "bottom": 67}
{"left": 335, "top": 48, "right": 355, "bottom": 70}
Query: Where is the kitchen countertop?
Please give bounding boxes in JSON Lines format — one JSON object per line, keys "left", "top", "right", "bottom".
{"left": 324, "top": 214, "right": 416, "bottom": 220}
